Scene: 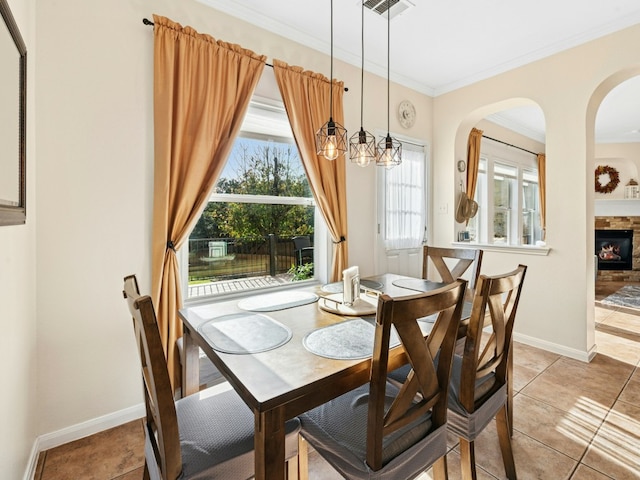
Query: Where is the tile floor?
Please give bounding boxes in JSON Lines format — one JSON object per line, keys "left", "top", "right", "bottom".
{"left": 35, "top": 282, "right": 640, "bottom": 479}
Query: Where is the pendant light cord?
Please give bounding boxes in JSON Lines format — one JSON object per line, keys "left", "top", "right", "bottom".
{"left": 386, "top": 7, "right": 390, "bottom": 135}
{"left": 360, "top": 1, "right": 365, "bottom": 127}
{"left": 329, "top": 0, "right": 334, "bottom": 121}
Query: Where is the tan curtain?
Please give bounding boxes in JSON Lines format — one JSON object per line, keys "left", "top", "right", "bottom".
{"left": 151, "top": 15, "right": 266, "bottom": 388}
{"left": 537, "top": 153, "right": 546, "bottom": 240}
{"left": 272, "top": 59, "right": 348, "bottom": 281}
{"left": 466, "top": 127, "right": 483, "bottom": 200}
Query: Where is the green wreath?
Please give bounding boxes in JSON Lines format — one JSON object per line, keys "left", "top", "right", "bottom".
{"left": 595, "top": 165, "right": 620, "bottom": 194}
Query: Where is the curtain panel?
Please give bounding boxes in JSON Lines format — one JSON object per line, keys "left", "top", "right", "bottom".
{"left": 384, "top": 145, "right": 425, "bottom": 250}
{"left": 537, "top": 153, "right": 546, "bottom": 240}
{"left": 151, "top": 14, "right": 265, "bottom": 389}
{"left": 272, "top": 59, "right": 348, "bottom": 281}
{"left": 465, "top": 127, "right": 483, "bottom": 201}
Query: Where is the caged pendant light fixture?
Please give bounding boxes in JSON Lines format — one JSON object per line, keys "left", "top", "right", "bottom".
{"left": 316, "top": 0, "right": 348, "bottom": 161}
{"left": 376, "top": 2, "right": 402, "bottom": 168}
{"left": 349, "top": 1, "right": 377, "bottom": 167}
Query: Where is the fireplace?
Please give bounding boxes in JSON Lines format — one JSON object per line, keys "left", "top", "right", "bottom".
{"left": 595, "top": 229, "right": 633, "bottom": 271}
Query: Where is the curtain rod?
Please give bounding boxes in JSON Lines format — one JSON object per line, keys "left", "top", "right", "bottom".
{"left": 482, "top": 134, "right": 538, "bottom": 156}
{"left": 142, "top": 18, "right": 348, "bottom": 91}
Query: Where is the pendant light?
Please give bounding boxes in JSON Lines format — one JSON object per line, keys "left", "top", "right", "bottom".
{"left": 316, "top": 0, "right": 347, "bottom": 161}
{"left": 376, "top": 4, "right": 402, "bottom": 169}
{"left": 349, "top": 1, "right": 376, "bottom": 167}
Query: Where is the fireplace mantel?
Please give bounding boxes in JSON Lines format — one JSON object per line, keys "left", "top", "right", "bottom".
{"left": 595, "top": 199, "right": 640, "bottom": 216}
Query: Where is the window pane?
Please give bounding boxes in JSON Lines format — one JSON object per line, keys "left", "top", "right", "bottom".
{"left": 493, "top": 164, "right": 513, "bottom": 244}
{"left": 384, "top": 146, "right": 425, "bottom": 250}
{"left": 493, "top": 210, "right": 510, "bottom": 244}
{"left": 186, "top": 103, "right": 318, "bottom": 299}
{"left": 218, "top": 137, "right": 311, "bottom": 198}
{"left": 522, "top": 177, "right": 541, "bottom": 245}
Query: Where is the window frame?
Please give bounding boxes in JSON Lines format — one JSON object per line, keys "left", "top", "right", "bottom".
{"left": 179, "top": 99, "right": 327, "bottom": 303}
{"left": 469, "top": 138, "right": 541, "bottom": 247}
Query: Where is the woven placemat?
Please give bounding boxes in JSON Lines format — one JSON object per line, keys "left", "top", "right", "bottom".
{"left": 391, "top": 278, "right": 446, "bottom": 292}
{"left": 303, "top": 318, "right": 400, "bottom": 360}
{"left": 198, "top": 313, "right": 292, "bottom": 354}
{"left": 237, "top": 290, "right": 318, "bottom": 312}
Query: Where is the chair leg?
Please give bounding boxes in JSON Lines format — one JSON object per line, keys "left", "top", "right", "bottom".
{"left": 508, "top": 347, "right": 514, "bottom": 437}
{"left": 297, "top": 435, "right": 309, "bottom": 480}
{"left": 431, "top": 455, "right": 448, "bottom": 480}
{"left": 458, "top": 438, "right": 477, "bottom": 480}
{"left": 496, "top": 405, "right": 517, "bottom": 479}
{"left": 286, "top": 455, "right": 299, "bottom": 480}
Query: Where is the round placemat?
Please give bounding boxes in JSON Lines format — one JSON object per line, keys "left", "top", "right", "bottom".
{"left": 237, "top": 290, "right": 318, "bottom": 312}
{"left": 198, "top": 313, "right": 292, "bottom": 354}
{"left": 303, "top": 318, "right": 400, "bottom": 360}
{"left": 392, "top": 278, "right": 446, "bottom": 292}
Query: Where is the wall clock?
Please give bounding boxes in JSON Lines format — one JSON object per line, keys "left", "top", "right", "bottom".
{"left": 398, "top": 100, "right": 416, "bottom": 129}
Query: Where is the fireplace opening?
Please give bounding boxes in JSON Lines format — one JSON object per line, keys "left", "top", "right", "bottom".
{"left": 595, "top": 229, "right": 633, "bottom": 271}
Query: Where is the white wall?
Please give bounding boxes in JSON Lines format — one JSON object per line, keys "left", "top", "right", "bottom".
{"left": 433, "top": 24, "right": 640, "bottom": 360}
{"left": 0, "top": 0, "right": 37, "bottom": 477}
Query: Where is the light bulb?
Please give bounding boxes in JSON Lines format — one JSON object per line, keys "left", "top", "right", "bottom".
{"left": 323, "top": 135, "right": 339, "bottom": 161}
{"left": 355, "top": 142, "right": 371, "bottom": 167}
{"left": 380, "top": 147, "right": 393, "bottom": 168}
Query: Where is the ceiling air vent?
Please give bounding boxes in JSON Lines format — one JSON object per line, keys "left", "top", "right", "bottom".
{"left": 363, "top": 0, "right": 414, "bottom": 19}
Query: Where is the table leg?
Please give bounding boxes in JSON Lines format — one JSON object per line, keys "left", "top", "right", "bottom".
{"left": 182, "top": 325, "right": 200, "bottom": 397}
{"left": 255, "top": 407, "right": 286, "bottom": 480}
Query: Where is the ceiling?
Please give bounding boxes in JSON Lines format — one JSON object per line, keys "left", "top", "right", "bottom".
{"left": 198, "top": 0, "right": 640, "bottom": 143}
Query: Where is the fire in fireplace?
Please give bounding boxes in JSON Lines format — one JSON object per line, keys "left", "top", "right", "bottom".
{"left": 595, "top": 229, "right": 633, "bottom": 271}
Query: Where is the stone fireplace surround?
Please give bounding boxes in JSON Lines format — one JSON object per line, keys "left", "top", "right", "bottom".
{"left": 595, "top": 215, "right": 640, "bottom": 281}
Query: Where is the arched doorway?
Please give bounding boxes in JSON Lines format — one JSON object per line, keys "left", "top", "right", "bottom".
{"left": 589, "top": 72, "right": 640, "bottom": 324}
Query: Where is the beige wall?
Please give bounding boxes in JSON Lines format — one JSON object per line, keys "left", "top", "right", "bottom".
{"left": 1, "top": 0, "right": 36, "bottom": 477}
{"left": 594, "top": 143, "right": 640, "bottom": 199}
{"left": 8, "top": 0, "right": 640, "bottom": 476}
{"left": 32, "top": 0, "right": 433, "bottom": 448}
{"left": 434, "top": 23, "right": 640, "bottom": 359}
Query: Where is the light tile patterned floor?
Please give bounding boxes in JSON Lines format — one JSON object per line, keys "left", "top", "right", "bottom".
{"left": 35, "top": 282, "right": 640, "bottom": 479}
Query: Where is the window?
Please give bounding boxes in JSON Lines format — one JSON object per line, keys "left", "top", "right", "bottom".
{"left": 182, "top": 97, "right": 322, "bottom": 300}
{"left": 468, "top": 138, "right": 541, "bottom": 246}
{"left": 381, "top": 142, "right": 427, "bottom": 250}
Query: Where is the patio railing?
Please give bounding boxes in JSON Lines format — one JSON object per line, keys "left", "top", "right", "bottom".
{"left": 188, "top": 234, "right": 311, "bottom": 283}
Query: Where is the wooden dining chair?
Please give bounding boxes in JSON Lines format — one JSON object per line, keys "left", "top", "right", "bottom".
{"left": 122, "top": 274, "right": 302, "bottom": 480}
{"left": 446, "top": 265, "right": 527, "bottom": 480}
{"left": 423, "top": 245, "right": 483, "bottom": 303}
{"left": 175, "top": 336, "right": 223, "bottom": 398}
{"left": 299, "top": 280, "right": 467, "bottom": 480}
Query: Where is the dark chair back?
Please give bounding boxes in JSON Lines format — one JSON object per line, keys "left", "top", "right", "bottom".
{"left": 366, "top": 279, "right": 467, "bottom": 470}
{"left": 123, "top": 275, "right": 181, "bottom": 480}
{"left": 458, "top": 265, "right": 526, "bottom": 412}
{"left": 423, "top": 246, "right": 483, "bottom": 301}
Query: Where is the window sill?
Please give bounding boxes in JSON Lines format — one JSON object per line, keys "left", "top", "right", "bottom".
{"left": 451, "top": 241, "right": 551, "bottom": 256}
{"left": 184, "top": 278, "right": 320, "bottom": 307}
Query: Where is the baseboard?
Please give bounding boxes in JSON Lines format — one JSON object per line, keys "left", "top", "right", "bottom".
{"left": 25, "top": 403, "right": 145, "bottom": 479}
{"left": 23, "top": 440, "right": 40, "bottom": 480}
{"left": 513, "top": 332, "right": 596, "bottom": 362}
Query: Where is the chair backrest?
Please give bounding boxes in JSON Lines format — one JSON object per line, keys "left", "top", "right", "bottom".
{"left": 423, "top": 246, "right": 483, "bottom": 299}
{"left": 123, "top": 275, "right": 182, "bottom": 480}
{"left": 292, "top": 235, "right": 311, "bottom": 250}
{"left": 458, "top": 265, "right": 527, "bottom": 413}
{"left": 366, "top": 279, "right": 467, "bottom": 470}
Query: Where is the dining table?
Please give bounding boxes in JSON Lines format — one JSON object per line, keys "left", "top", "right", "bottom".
{"left": 178, "top": 273, "right": 457, "bottom": 480}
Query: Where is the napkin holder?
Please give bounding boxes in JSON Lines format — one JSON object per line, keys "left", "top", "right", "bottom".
{"left": 318, "top": 266, "right": 378, "bottom": 316}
